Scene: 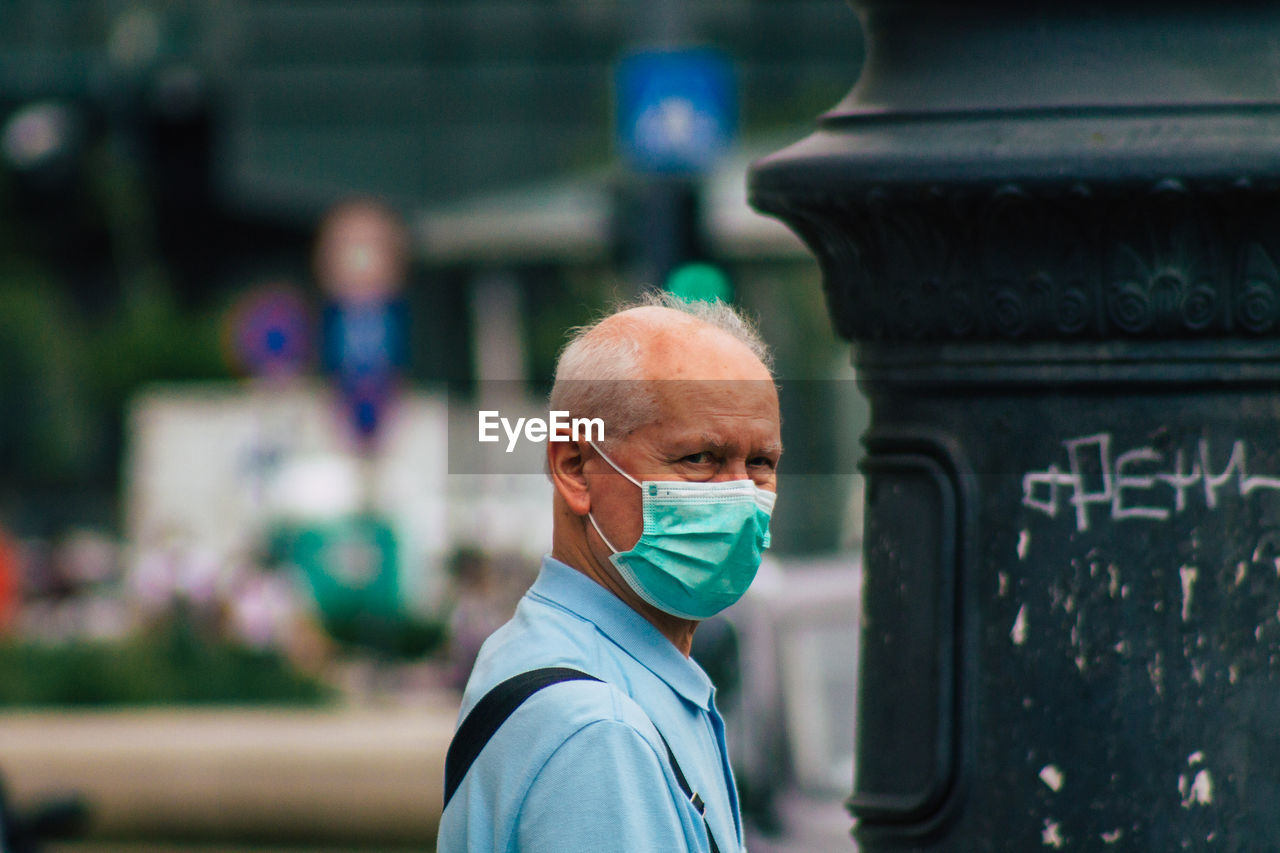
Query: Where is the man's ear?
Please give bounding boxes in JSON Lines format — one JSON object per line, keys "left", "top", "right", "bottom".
{"left": 547, "top": 428, "right": 591, "bottom": 516}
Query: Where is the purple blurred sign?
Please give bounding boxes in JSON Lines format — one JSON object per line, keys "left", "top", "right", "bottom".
{"left": 225, "top": 284, "right": 312, "bottom": 379}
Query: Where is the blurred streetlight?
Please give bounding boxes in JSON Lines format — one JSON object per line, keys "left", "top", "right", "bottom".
{"left": 1, "top": 101, "right": 85, "bottom": 187}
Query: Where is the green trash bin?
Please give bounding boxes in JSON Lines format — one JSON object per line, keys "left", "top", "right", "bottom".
{"left": 288, "top": 514, "right": 401, "bottom": 652}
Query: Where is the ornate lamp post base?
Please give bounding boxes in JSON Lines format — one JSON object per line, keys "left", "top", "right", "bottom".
{"left": 752, "top": 3, "right": 1280, "bottom": 849}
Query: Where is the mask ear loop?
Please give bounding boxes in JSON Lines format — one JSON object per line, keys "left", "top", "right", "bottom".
{"left": 587, "top": 512, "right": 620, "bottom": 554}
{"left": 585, "top": 440, "right": 640, "bottom": 554}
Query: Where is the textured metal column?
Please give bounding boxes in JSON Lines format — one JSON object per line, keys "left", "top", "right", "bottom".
{"left": 750, "top": 3, "right": 1280, "bottom": 849}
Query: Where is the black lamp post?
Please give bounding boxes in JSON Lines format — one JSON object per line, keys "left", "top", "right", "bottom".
{"left": 751, "top": 3, "right": 1280, "bottom": 849}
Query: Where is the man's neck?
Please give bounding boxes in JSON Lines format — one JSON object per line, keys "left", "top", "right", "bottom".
{"left": 550, "top": 540, "right": 698, "bottom": 657}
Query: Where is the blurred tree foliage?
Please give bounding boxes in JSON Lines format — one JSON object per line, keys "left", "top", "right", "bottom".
{"left": 0, "top": 143, "right": 229, "bottom": 520}
{"left": 321, "top": 612, "right": 447, "bottom": 660}
{"left": 0, "top": 621, "right": 331, "bottom": 707}
{"left": 0, "top": 266, "right": 94, "bottom": 484}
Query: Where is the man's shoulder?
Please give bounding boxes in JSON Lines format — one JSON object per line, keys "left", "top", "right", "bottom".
{"left": 466, "top": 661, "right": 655, "bottom": 741}
{"left": 455, "top": 671, "right": 667, "bottom": 807}
{"left": 458, "top": 622, "right": 667, "bottom": 777}
{"left": 541, "top": 676, "right": 659, "bottom": 746}
{"left": 456, "top": 563, "right": 677, "bottom": 756}
{"left": 439, "top": 672, "right": 688, "bottom": 853}
{"left": 462, "top": 586, "right": 634, "bottom": 709}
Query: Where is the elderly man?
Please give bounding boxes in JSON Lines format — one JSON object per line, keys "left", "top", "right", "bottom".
{"left": 438, "top": 293, "right": 781, "bottom": 853}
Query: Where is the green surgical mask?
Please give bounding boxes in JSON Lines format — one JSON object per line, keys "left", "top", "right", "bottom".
{"left": 587, "top": 440, "right": 776, "bottom": 620}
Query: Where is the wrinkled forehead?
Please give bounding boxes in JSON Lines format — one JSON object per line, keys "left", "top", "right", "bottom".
{"left": 647, "top": 378, "right": 781, "bottom": 423}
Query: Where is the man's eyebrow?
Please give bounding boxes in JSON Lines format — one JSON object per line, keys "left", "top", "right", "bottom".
{"left": 696, "top": 434, "right": 784, "bottom": 457}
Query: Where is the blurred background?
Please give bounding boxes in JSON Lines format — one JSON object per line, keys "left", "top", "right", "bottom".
{"left": 0, "top": 2, "right": 868, "bottom": 851}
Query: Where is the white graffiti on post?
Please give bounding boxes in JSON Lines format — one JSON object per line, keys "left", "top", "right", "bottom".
{"left": 1022, "top": 433, "right": 1280, "bottom": 532}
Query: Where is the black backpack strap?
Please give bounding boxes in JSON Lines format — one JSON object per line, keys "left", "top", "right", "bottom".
{"left": 443, "top": 666, "right": 725, "bottom": 853}
{"left": 654, "top": 728, "right": 723, "bottom": 853}
{"left": 443, "top": 667, "right": 601, "bottom": 810}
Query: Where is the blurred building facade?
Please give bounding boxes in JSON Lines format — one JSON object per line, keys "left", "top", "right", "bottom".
{"left": 0, "top": 0, "right": 860, "bottom": 220}
{"left": 210, "top": 0, "right": 861, "bottom": 216}
{"left": 0, "top": 2, "right": 866, "bottom": 567}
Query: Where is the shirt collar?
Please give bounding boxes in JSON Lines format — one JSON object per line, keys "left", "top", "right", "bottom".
{"left": 529, "top": 555, "right": 714, "bottom": 710}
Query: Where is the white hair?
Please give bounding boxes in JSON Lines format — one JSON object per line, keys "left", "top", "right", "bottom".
{"left": 548, "top": 292, "right": 773, "bottom": 448}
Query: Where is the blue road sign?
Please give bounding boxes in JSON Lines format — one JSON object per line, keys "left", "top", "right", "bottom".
{"left": 322, "top": 298, "right": 408, "bottom": 446}
{"left": 616, "top": 47, "right": 736, "bottom": 175}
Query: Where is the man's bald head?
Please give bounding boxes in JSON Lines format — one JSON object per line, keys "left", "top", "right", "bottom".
{"left": 548, "top": 293, "right": 774, "bottom": 447}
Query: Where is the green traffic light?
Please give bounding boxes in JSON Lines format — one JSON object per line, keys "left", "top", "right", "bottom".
{"left": 665, "top": 262, "right": 733, "bottom": 303}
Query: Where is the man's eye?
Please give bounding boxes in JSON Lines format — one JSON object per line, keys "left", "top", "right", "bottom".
{"left": 748, "top": 456, "right": 777, "bottom": 470}
{"left": 683, "top": 452, "right": 713, "bottom": 465}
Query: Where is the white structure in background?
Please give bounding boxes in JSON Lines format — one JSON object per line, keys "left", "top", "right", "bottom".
{"left": 123, "top": 381, "right": 554, "bottom": 616}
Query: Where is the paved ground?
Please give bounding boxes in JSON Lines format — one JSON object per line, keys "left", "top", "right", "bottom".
{"left": 1, "top": 695, "right": 459, "bottom": 849}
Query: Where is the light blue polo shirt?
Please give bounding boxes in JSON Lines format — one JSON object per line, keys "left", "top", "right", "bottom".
{"left": 437, "top": 555, "right": 744, "bottom": 853}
